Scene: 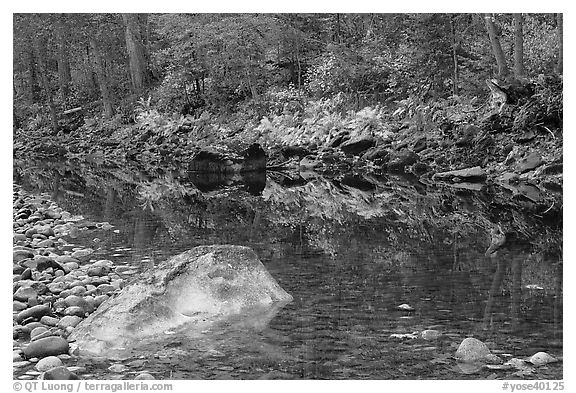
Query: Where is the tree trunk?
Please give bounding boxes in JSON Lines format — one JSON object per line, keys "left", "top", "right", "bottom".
{"left": 32, "top": 36, "right": 59, "bottom": 133}
{"left": 89, "top": 37, "right": 115, "bottom": 118}
{"left": 335, "top": 14, "right": 342, "bottom": 44}
{"left": 451, "top": 15, "right": 459, "bottom": 96}
{"left": 484, "top": 13, "right": 509, "bottom": 78}
{"left": 138, "top": 14, "right": 151, "bottom": 75}
{"left": 296, "top": 37, "right": 302, "bottom": 90}
{"left": 513, "top": 13, "right": 525, "bottom": 78}
{"left": 83, "top": 44, "right": 97, "bottom": 91}
{"left": 56, "top": 14, "right": 72, "bottom": 101}
{"left": 556, "top": 13, "right": 563, "bottom": 74}
{"left": 122, "top": 13, "right": 149, "bottom": 92}
{"left": 26, "top": 46, "right": 38, "bottom": 104}
{"left": 246, "top": 69, "right": 258, "bottom": 100}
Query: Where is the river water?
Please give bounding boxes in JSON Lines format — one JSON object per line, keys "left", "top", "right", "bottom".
{"left": 13, "top": 159, "right": 563, "bottom": 379}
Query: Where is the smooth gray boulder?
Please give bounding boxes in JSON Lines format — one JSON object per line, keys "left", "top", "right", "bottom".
{"left": 455, "top": 337, "right": 501, "bottom": 364}
{"left": 69, "top": 245, "right": 292, "bottom": 355}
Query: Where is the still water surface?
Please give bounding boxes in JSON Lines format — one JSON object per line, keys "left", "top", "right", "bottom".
{"left": 14, "top": 161, "right": 562, "bottom": 379}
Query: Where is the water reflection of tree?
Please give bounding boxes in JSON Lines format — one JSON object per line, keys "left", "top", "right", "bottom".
{"left": 482, "top": 251, "right": 562, "bottom": 335}
{"left": 129, "top": 207, "right": 163, "bottom": 268}
{"left": 482, "top": 254, "right": 522, "bottom": 330}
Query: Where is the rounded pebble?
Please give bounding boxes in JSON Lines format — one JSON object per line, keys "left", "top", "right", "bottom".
{"left": 39, "top": 316, "right": 60, "bottom": 327}
{"left": 108, "top": 364, "right": 128, "bottom": 373}
{"left": 15, "top": 304, "right": 52, "bottom": 323}
{"left": 64, "top": 306, "right": 86, "bottom": 317}
{"left": 13, "top": 301, "right": 28, "bottom": 311}
{"left": 36, "top": 356, "right": 63, "bottom": 372}
{"left": 42, "top": 366, "right": 79, "bottom": 380}
{"left": 30, "top": 327, "right": 48, "bottom": 339}
{"left": 93, "top": 295, "right": 109, "bottom": 307}
{"left": 23, "top": 336, "right": 69, "bottom": 359}
{"left": 96, "top": 284, "right": 115, "bottom": 295}
{"left": 69, "top": 286, "right": 87, "bottom": 296}
{"left": 57, "top": 315, "right": 83, "bottom": 329}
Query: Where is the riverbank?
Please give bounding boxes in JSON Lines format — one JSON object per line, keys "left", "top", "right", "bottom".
{"left": 13, "top": 76, "right": 563, "bottom": 242}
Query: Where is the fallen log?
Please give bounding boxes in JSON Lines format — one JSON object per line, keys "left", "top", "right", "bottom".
{"left": 61, "top": 107, "right": 83, "bottom": 116}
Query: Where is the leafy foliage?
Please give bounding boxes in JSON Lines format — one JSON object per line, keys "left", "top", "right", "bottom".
{"left": 13, "top": 13, "right": 563, "bottom": 134}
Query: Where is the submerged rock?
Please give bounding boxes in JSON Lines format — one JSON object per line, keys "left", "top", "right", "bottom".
{"left": 70, "top": 245, "right": 293, "bottom": 355}
{"left": 42, "top": 366, "right": 80, "bottom": 380}
{"left": 527, "top": 352, "right": 558, "bottom": 367}
{"left": 455, "top": 337, "right": 501, "bottom": 364}
{"left": 420, "top": 329, "right": 442, "bottom": 340}
{"left": 36, "top": 356, "right": 63, "bottom": 372}
{"left": 396, "top": 303, "right": 415, "bottom": 311}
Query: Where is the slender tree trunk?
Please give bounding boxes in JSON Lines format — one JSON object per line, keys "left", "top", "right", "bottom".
{"left": 56, "top": 14, "right": 72, "bottom": 102}
{"left": 32, "top": 36, "right": 59, "bottom": 133}
{"left": 451, "top": 15, "right": 459, "bottom": 96}
{"left": 138, "top": 14, "right": 151, "bottom": 76}
{"left": 122, "top": 13, "right": 149, "bottom": 92}
{"left": 335, "top": 14, "right": 342, "bottom": 44}
{"left": 83, "top": 44, "right": 96, "bottom": 91}
{"left": 296, "top": 37, "right": 302, "bottom": 90}
{"left": 484, "top": 13, "right": 509, "bottom": 78}
{"left": 89, "top": 37, "right": 115, "bottom": 118}
{"left": 513, "top": 13, "right": 525, "bottom": 78}
{"left": 26, "top": 46, "right": 38, "bottom": 103}
{"left": 246, "top": 68, "right": 258, "bottom": 100}
{"left": 556, "top": 13, "right": 563, "bottom": 74}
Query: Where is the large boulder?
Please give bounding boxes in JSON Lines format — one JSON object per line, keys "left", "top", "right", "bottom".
{"left": 188, "top": 144, "right": 266, "bottom": 173}
{"left": 340, "top": 136, "right": 376, "bottom": 156}
{"left": 69, "top": 245, "right": 292, "bottom": 355}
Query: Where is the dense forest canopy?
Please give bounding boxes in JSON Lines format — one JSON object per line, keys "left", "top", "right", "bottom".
{"left": 13, "top": 13, "right": 562, "bottom": 131}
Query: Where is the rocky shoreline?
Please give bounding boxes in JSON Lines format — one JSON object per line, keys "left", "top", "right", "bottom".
{"left": 12, "top": 184, "right": 154, "bottom": 380}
